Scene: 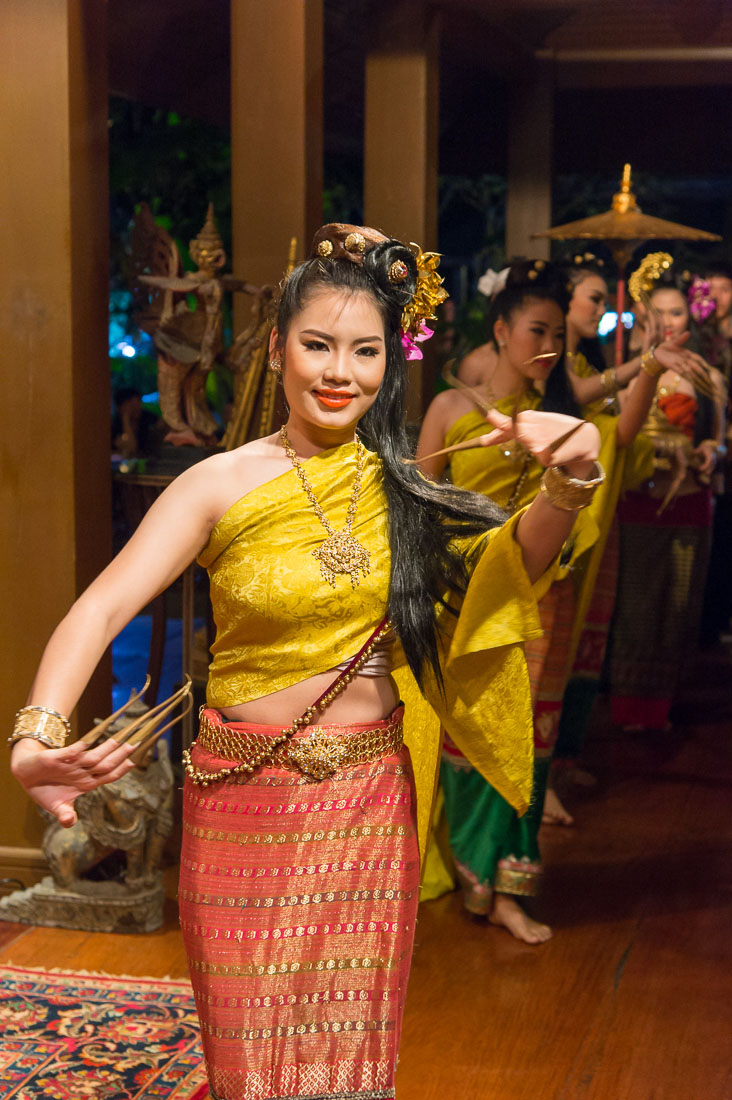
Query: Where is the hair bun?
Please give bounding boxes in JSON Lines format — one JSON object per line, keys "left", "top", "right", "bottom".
{"left": 505, "top": 258, "right": 565, "bottom": 293}
{"left": 363, "top": 240, "right": 418, "bottom": 307}
{"left": 310, "top": 223, "right": 389, "bottom": 262}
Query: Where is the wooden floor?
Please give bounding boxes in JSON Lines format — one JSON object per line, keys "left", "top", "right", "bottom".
{"left": 2, "top": 645, "right": 732, "bottom": 1100}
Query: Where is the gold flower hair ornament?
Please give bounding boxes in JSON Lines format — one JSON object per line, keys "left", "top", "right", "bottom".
{"left": 573, "top": 251, "right": 605, "bottom": 268}
{"left": 400, "top": 245, "right": 449, "bottom": 361}
{"left": 629, "top": 252, "right": 673, "bottom": 303}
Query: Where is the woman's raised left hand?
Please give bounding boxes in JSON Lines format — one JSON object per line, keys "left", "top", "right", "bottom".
{"left": 480, "top": 409, "right": 601, "bottom": 477}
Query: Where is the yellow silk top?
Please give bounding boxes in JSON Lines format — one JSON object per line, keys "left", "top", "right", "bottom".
{"left": 197, "top": 440, "right": 548, "bottom": 855}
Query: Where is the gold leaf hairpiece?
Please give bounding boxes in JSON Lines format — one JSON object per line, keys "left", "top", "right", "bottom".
{"left": 401, "top": 245, "right": 449, "bottom": 337}
{"left": 629, "top": 252, "right": 673, "bottom": 302}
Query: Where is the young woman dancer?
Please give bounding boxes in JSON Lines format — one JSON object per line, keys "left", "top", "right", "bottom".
{"left": 417, "top": 260, "right": 700, "bottom": 943}
{"left": 11, "top": 226, "right": 606, "bottom": 1100}
{"left": 609, "top": 269, "right": 726, "bottom": 730}
{"left": 550, "top": 257, "right": 659, "bottom": 807}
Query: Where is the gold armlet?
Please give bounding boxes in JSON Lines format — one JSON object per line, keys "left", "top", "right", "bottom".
{"left": 8, "top": 705, "right": 70, "bottom": 749}
{"left": 540, "top": 462, "right": 605, "bottom": 512}
{"left": 640, "top": 347, "right": 664, "bottom": 379}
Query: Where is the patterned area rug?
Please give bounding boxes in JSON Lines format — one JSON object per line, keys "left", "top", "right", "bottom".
{"left": 0, "top": 964, "right": 209, "bottom": 1099}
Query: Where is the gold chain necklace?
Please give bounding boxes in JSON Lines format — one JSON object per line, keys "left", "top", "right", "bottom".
{"left": 280, "top": 424, "right": 371, "bottom": 589}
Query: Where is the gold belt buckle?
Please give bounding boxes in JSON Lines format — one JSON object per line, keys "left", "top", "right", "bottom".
{"left": 287, "top": 729, "right": 350, "bottom": 781}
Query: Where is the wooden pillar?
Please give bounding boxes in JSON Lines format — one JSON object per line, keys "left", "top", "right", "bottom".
{"left": 506, "top": 63, "right": 554, "bottom": 261}
{"left": 364, "top": 0, "right": 440, "bottom": 418}
{"left": 230, "top": 0, "right": 323, "bottom": 300}
{"left": 0, "top": 0, "right": 111, "bottom": 864}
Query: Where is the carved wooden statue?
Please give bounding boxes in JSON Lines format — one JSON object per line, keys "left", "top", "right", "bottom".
{"left": 0, "top": 681, "right": 192, "bottom": 933}
{"left": 130, "top": 203, "right": 272, "bottom": 446}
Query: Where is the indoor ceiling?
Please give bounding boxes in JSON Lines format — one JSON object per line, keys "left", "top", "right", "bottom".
{"left": 107, "top": 1, "right": 732, "bottom": 177}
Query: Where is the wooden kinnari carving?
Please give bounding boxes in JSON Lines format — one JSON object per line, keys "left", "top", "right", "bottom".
{"left": 130, "top": 203, "right": 275, "bottom": 447}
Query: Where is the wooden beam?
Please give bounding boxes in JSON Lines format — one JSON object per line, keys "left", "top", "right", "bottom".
{"left": 364, "top": 0, "right": 440, "bottom": 418}
{"left": 230, "top": 0, "right": 323, "bottom": 299}
{"left": 0, "top": 0, "right": 112, "bottom": 849}
{"left": 506, "top": 63, "right": 554, "bottom": 260}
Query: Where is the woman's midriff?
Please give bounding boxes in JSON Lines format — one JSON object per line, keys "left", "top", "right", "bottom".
{"left": 219, "top": 670, "right": 400, "bottom": 726}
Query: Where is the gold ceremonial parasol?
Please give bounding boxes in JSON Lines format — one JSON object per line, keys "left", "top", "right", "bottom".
{"left": 533, "top": 164, "right": 721, "bottom": 363}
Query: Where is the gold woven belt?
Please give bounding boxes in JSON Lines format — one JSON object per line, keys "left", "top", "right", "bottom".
{"left": 192, "top": 710, "right": 404, "bottom": 783}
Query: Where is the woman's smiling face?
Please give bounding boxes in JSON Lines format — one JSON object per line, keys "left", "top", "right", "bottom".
{"left": 272, "top": 287, "right": 388, "bottom": 443}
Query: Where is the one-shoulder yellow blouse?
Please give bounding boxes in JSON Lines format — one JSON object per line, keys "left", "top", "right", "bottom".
{"left": 197, "top": 440, "right": 549, "bottom": 854}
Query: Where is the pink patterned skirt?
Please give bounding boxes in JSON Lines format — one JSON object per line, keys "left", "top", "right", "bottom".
{"left": 179, "top": 706, "right": 419, "bottom": 1100}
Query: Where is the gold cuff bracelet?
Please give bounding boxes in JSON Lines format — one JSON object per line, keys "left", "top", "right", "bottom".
{"left": 640, "top": 348, "right": 664, "bottom": 379}
{"left": 9, "top": 705, "right": 71, "bottom": 749}
{"left": 540, "top": 461, "right": 605, "bottom": 511}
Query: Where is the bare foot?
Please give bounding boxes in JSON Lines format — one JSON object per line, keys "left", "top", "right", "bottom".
{"left": 565, "top": 765, "right": 598, "bottom": 789}
{"left": 489, "top": 893, "right": 553, "bottom": 944}
{"left": 542, "top": 786, "right": 575, "bottom": 826}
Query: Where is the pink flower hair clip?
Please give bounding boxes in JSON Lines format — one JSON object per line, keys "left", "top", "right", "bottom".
{"left": 688, "top": 276, "right": 716, "bottom": 324}
{"left": 401, "top": 321, "right": 434, "bottom": 362}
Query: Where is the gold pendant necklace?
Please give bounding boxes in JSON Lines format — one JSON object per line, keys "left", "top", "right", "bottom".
{"left": 280, "top": 425, "right": 371, "bottom": 589}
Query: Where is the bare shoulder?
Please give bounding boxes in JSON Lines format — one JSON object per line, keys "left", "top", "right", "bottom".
{"left": 164, "top": 433, "right": 293, "bottom": 528}
{"left": 457, "top": 343, "right": 496, "bottom": 387}
{"left": 425, "top": 387, "right": 476, "bottom": 423}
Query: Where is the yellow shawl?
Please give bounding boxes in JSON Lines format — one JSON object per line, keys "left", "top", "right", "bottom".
{"left": 197, "top": 440, "right": 547, "bottom": 855}
{"left": 443, "top": 383, "right": 653, "bottom": 664}
{"left": 565, "top": 353, "right": 654, "bottom": 660}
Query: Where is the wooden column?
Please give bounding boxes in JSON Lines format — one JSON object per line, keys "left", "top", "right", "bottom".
{"left": 0, "top": 0, "right": 111, "bottom": 865}
{"left": 506, "top": 63, "right": 554, "bottom": 261}
{"left": 230, "top": 0, "right": 323, "bottom": 302}
{"left": 364, "top": 0, "right": 439, "bottom": 419}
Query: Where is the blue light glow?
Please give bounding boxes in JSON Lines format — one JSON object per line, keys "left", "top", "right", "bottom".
{"left": 598, "top": 311, "right": 635, "bottom": 337}
{"left": 120, "top": 343, "right": 136, "bottom": 358}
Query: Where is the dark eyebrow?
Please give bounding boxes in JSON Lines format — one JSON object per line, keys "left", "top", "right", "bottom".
{"left": 300, "top": 328, "right": 384, "bottom": 345}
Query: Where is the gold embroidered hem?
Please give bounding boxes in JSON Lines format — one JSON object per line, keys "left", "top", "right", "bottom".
{"left": 210, "top": 1089, "right": 394, "bottom": 1100}
{"left": 494, "top": 856, "right": 542, "bottom": 897}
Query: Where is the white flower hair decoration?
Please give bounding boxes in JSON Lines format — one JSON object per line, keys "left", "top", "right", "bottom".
{"left": 477, "top": 266, "right": 510, "bottom": 299}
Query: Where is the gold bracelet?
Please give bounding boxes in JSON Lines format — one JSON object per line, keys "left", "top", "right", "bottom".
{"left": 640, "top": 347, "right": 664, "bottom": 378}
{"left": 9, "top": 705, "right": 70, "bottom": 749}
{"left": 600, "top": 368, "right": 619, "bottom": 395}
{"left": 540, "top": 461, "right": 605, "bottom": 511}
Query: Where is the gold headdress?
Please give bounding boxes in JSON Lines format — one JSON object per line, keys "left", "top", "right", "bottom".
{"left": 400, "top": 245, "right": 448, "bottom": 338}
{"left": 308, "top": 224, "right": 449, "bottom": 362}
{"left": 628, "top": 251, "right": 673, "bottom": 303}
{"left": 189, "top": 203, "right": 226, "bottom": 275}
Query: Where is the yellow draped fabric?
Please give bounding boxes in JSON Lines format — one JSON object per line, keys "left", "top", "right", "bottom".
{"left": 197, "top": 440, "right": 546, "bottom": 857}
{"left": 442, "top": 380, "right": 653, "bottom": 665}
{"left": 445, "top": 394, "right": 599, "bottom": 572}
{"left": 566, "top": 352, "right": 654, "bottom": 661}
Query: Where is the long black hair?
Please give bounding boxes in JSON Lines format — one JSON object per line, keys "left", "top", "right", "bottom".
{"left": 275, "top": 224, "right": 505, "bottom": 690}
{"left": 485, "top": 259, "right": 580, "bottom": 417}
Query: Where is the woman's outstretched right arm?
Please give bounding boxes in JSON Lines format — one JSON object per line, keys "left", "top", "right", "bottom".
{"left": 10, "top": 455, "right": 226, "bottom": 827}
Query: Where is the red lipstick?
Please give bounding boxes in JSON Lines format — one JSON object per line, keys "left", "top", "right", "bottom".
{"left": 314, "top": 389, "right": 355, "bottom": 408}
